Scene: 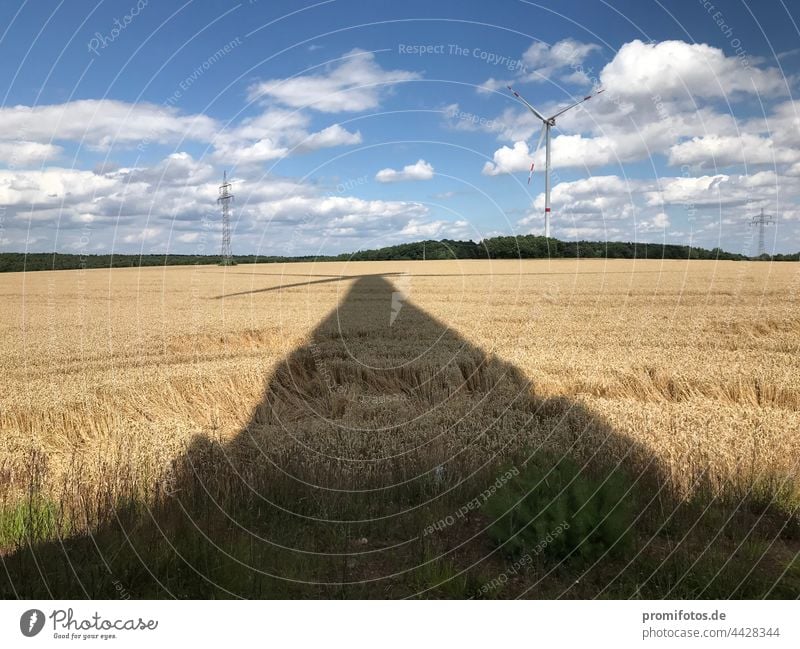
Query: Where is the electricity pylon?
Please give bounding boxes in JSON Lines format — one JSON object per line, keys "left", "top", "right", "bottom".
{"left": 218, "top": 170, "right": 234, "bottom": 265}
{"left": 750, "top": 208, "right": 775, "bottom": 258}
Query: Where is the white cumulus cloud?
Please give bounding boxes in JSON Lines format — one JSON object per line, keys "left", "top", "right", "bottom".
{"left": 668, "top": 133, "right": 799, "bottom": 169}
{"left": 477, "top": 38, "right": 601, "bottom": 92}
{"left": 600, "top": 39, "right": 787, "bottom": 99}
{"left": 0, "top": 99, "right": 218, "bottom": 150}
{"left": 247, "top": 49, "right": 420, "bottom": 113}
{"left": 375, "top": 159, "right": 435, "bottom": 183}
{"left": 0, "top": 141, "right": 62, "bottom": 166}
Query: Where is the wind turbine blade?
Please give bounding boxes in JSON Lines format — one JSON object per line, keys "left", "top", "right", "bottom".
{"left": 549, "top": 88, "right": 605, "bottom": 120}
{"left": 507, "top": 85, "right": 547, "bottom": 123}
{"left": 528, "top": 124, "right": 547, "bottom": 184}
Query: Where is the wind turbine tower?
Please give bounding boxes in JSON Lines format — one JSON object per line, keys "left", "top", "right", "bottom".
{"left": 507, "top": 85, "right": 604, "bottom": 239}
{"left": 750, "top": 207, "right": 775, "bottom": 258}
{"left": 218, "top": 170, "right": 234, "bottom": 265}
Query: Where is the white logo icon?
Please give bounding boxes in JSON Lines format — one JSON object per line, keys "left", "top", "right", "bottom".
{"left": 390, "top": 273, "right": 412, "bottom": 326}
{"left": 20, "top": 609, "right": 45, "bottom": 637}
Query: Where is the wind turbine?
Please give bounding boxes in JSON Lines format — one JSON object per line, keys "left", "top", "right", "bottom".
{"left": 507, "top": 85, "right": 605, "bottom": 238}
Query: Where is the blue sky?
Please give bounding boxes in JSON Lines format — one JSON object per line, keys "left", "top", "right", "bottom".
{"left": 0, "top": 0, "right": 798, "bottom": 255}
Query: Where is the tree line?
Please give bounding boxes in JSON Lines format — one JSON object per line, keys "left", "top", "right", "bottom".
{"left": 1, "top": 236, "right": 797, "bottom": 272}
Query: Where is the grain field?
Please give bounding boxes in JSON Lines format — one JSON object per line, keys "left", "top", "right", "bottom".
{"left": 1, "top": 259, "right": 798, "bottom": 598}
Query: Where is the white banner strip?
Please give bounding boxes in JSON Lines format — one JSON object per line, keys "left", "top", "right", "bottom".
{"left": 1, "top": 600, "right": 798, "bottom": 648}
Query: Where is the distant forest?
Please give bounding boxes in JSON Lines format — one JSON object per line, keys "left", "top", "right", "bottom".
{"left": 1, "top": 235, "right": 798, "bottom": 272}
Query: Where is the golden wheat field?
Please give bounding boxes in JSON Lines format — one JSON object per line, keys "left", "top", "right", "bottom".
{"left": 1, "top": 258, "right": 799, "bottom": 598}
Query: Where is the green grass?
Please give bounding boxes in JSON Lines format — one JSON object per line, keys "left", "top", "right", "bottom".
{"left": 484, "top": 453, "right": 636, "bottom": 563}
{"left": 1, "top": 450, "right": 798, "bottom": 599}
{"left": 0, "top": 496, "right": 72, "bottom": 549}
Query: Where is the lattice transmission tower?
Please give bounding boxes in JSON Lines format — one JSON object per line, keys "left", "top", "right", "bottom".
{"left": 218, "top": 170, "right": 235, "bottom": 265}
{"left": 750, "top": 207, "right": 775, "bottom": 258}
